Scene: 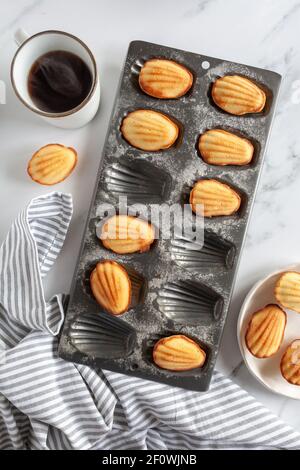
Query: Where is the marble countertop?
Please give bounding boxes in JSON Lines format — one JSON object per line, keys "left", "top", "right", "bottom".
{"left": 1, "top": 0, "right": 300, "bottom": 432}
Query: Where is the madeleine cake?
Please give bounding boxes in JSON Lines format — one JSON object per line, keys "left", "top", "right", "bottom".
{"left": 139, "top": 58, "right": 193, "bottom": 99}
{"left": 99, "top": 215, "right": 155, "bottom": 254}
{"left": 281, "top": 340, "right": 300, "bottom": 386}
{"left": 90, "top": 260, "right": 142, "bottom": 315}
{"left": 190, "top": 179, "right": 241, "bottom": 217}
{"left": 121, "top": 109, "right": 179, "bottom": 151}
{"left": 153, "top": 335, "right": 206, "bottom": 371}
{"left": 245, "top": 304, "right": 286, "bottom": 358}
{"left": 199, "top": 129, "right": 254, "bottom": 166}
{"left": 28, "top": 144, "right": 77, "bottom": 185}
{"left": 274, "top": 271, "right": 300, "bottom": 313}
{"left": 212, "top": 75, "right": 266, "bottom": 115}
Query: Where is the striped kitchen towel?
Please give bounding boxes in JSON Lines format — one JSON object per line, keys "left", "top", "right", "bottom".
{"left": 0, "top": 192, "right": 299, "bottom": 450}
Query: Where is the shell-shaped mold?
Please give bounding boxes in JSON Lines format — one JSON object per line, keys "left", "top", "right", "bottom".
{"left": 275, "top": 271, "right": 300, "bottom": 313}
{"left": 212, "top": 75, "right": 266, "bottom": 116}
{"left": 157, "top": 280, "right": 224, "bottom": 324}
{"left": 153, "top": 334, "right": 206, "bottom": 371}
{"left": 103, "top": 160, "right": 171, "bottom": 204}
{"left": 120, "top": 109, "right": 179, "bottom": 151}
{"left": 70, "top": 311, "right": 137, "bottom": 358}
{"left": 198, "top": 129, "right": 254, "bottom": 166}
{"left": 170, "top": 230, "right": 236, "bottom": 272}
{"left": 139, "top": 58, "right": 193, "bottom": 99}
{"left": 281, "top": 340, "right": 300, "bottom": 386}
{"left": 245, "top": 304, "right": 286, "bottom": 358}
{"left": 190, "top": 179, "right": 241, "bottom": 217}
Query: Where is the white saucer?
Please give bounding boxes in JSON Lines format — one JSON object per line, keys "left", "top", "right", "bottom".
{"left": 237, "top": 265, "right": 300, "bottom": 400}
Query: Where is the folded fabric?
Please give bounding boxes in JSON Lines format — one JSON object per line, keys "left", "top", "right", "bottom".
{"left": 0, "top": 192, "right": 300, "bottom": 450}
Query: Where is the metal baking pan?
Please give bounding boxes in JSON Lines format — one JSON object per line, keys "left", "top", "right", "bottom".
{"left": 58, "top": 40, "right": 281, "bottom": 391}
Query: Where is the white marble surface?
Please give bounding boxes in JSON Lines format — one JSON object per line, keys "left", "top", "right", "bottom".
{"left": 1, "top": 0, "right": 300, "bottom": 431}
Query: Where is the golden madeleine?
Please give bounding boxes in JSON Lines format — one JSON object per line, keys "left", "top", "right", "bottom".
{"left": 275, "top": 271, "right": 300, "bottom": 313}
{"left": 245, "top": 304, "right": 286, "bottom": 358}
{"left": 199, "top": 129, "right": 254, "bottom": 166}
{"left": 90, "top": 261, "right": 131, "bottom": 315}
{"left": 212, "top": 75, "right": 266, "bottom": 115}
{"left": 90, "top": 260, "right": 142, "bottom": 315}
{"left": 281, "top": 340, "right": 300, "bottom": 386}
{"left": 28, "top": 143, "right": 77, "bottom": 185}
{"left": 153, "top": 335, "right": 206, "bottom": 371}
{"left": 121, "top": 109, "right": 179, "bottom": 151}
{"left": 139, "top": 58, "right": 193, "bottom": 99}
{"left": 99, "top": 215, "right": 155, "bottom": 254}
{"left": 190, "top": 179, "right": 241, "bottom": 217}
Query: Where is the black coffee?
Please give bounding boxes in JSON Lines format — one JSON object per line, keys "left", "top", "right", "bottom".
{"left": 28, "top": 50, "right": 93, "bottom": 113}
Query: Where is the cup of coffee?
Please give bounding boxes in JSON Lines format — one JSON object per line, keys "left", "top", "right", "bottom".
{"left": 11, "top": 29, "right": 100, "bottom": 129}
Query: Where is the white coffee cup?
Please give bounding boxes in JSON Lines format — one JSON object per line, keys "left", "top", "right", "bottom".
{"left": 11, "top": 29, "right": 100, "bottom": 129}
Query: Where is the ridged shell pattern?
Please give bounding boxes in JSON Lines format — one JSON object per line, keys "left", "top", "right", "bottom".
{"left": 212, "top": 75, "right": 266, "bottom": 115}
{"left": 103, "top": 160, "right": 171, "bottom": 203}
{"left": 199, "top": 129, "right": 254, "bottom": 166}
{"left": 245, "top": 304, "right": 286, "bottom": 358}
{"left": 139, "top": 59, "right": 193, "bottom": 99}
{"left": 27, "top": 144, "right": 77, "bottom": 185}
{"left": 170, "top": 230, "right": 235, "bottom": 271}
{"left": 90, "top": 261, "right": 137, "bottom": 316}
{"left": 153, "top": 335, "right": 206, "bottom": 371}
{"left": 275, "top": 271, "right": 300, "bottom": 313}
{"left": 70, "top": 311, "right": 137, "bottom": 358}
{"left": 157, "top": 280, "right": 224, "bottom": 324}
{"left": 98, "top": 215, "right": 156, "bottom": 254}
{"left": 121, "top": 109, "right": 179, "bottom": 151}
{"left": 281, "top": 340, "right": 300, "bottom": 386}
{"left": 190, "top": 179, "right": 241, "bottom": 217}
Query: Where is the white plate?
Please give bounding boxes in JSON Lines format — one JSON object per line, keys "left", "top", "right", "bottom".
{"left": 237, "top": 265, "right": 300, "bottom": 400}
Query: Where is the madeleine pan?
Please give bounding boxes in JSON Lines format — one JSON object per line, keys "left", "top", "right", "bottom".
{"left": 59, "top": 40, "right": 281, "bottom": 391}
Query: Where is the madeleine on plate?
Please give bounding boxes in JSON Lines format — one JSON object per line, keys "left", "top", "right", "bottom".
{"left": 190, "top": 179, "right": 241, "bottom": 217}
{"left": 245, "top": 304, "right": 286, "bottom": 358}
{"left": 212, "top": 75, "right": 266, "bottom": 115}
{"left": 121, "top": 109, "right": 179, "bottom": 151}
{"left": 28, "top": 144, "right": 77, "bottom": 185}
{"left": 153, "top": 335, "right": 206, "bottom": 371}
{"left": 98, "top": 215, "right": 155, "bottom": 254}
{"left": 90, "top": 260, "right": 143, "bottom": 315}
{"left": 275, "top": 271, "right": 300, "bottom": 313}
{"left": 199, "top": 129, "right": 254, "bottom": 166}
{"left": 139, "top": 58, "right": 193, "bottom": 99}
{"left": 281, "top": 340, "right": 300, "bottom": 386}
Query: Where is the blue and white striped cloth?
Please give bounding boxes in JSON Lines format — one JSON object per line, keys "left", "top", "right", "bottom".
{"left": 0, "top": 192, "right": 300, "bottom": 450}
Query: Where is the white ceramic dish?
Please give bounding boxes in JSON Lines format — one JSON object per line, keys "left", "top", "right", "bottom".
{"left": 237, "top": 264, "right": 300, "bottom": 400}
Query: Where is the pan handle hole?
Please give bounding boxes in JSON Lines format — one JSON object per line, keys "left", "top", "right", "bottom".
{"left": 202, "top": 61, "right": 210, "bottom": 70}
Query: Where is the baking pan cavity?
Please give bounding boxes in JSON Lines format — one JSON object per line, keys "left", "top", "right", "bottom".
{"left": 170, "top": 229, "right": 236, "bottom": 272}
{"left": 102, "top": 159, "right": 172, "bottom": 204}
{"left": 157, "top": 279, "right": 224, "bottom": 324}
{"left": 70, "top": 311, "right": 137, "bottom": 358}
